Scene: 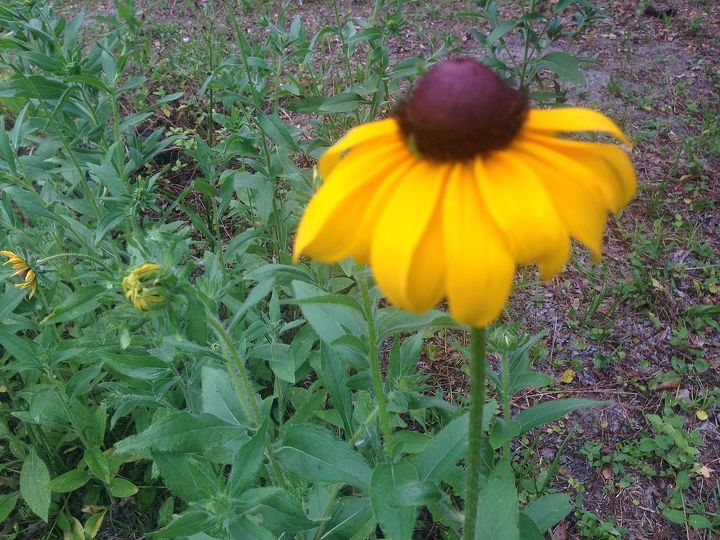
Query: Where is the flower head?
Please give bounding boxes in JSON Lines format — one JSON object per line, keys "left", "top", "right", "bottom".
{"left": 293, "top": 58, "right": 636, "bottom": 327}
{"left": 1, "top": 250, "right": 37, "bottom": 298}
{"left": 122, "top": 263, "right": 164, "bottom": 311}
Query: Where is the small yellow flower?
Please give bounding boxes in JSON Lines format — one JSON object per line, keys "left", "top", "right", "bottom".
{"left": 560, "top": 369, "right": 576, "bottom": 384}
{"left": 1, "top": 250, "right": 38, "bottom": 299}
{"left": 293, "top": 58, "right": 636, "bottom": 326}
{"left": 122, "top": 263, "right": 164, "bottom": 311}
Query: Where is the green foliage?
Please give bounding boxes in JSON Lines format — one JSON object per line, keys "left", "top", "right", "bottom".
{"left": 466, "top": 0, "right": 602, "bottom": 102}
{"left": 0, "top": 0, "right": 604, "bottom": 538}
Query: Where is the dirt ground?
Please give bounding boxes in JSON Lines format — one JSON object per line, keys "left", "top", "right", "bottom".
{"left": 56, "top": 0, "right": 720, "bottom": 538}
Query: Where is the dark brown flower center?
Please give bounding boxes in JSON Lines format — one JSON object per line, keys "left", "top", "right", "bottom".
{"left": 395, "top": 58, "right": 528, "bottom": 161}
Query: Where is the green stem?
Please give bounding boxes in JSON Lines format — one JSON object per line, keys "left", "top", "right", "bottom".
{"left": 207, "top": 314, "right": 288, "bottom": 489}
{"left": 464, "top": 327, "right": 487, "bottom": 540}
{"left": 207, "top": 315, "right": 262, "bottom": 427}
{"left": 518, "top": 0, "right": 537, "bottom": 90}
{"left": 36, "top": 252, "right": 110, "bottom": 270}
{"left": 370, "top": 0, "right": 384, "bottom": 26}
{"left": 501, "top": 352, "right": 512, "bottom": 456}
{"left": 358, "top": 273, "right": 393, "bottom": 457}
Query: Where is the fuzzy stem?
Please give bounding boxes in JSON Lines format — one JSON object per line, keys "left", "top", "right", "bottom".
{"left": 358, "top": 273, "right": 393, "bottom": 457}
{"left": 207, "top": 315, "right": 262, "bottom": 427}
{"left": 463, "top": 327, "right": 487, "bottom": 540}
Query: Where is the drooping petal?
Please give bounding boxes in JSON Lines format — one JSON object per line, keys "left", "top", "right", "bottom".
{"left": 514, "top": 139, "right": 608, "bottom": 261}
{"left": 294, "top": 141, "right": 411, "bottom": 262}
{"left": 521, "top": 133, "right": 636, "bottom": 212}
{"left": 403, "top": 193, "right": 447, "bottom": 313}
{"left": 478, "top": 151, "right": 569, "bottom": 279}
{"left": 318, "top": 119, "right": 401, "bottom": 179}
{"left": 371, "top": 161, "right": 449, "bottom": 312}
{"left": 443, "top": 163, "right": 515, "bottom": 327}
{"left": 524, "top": 108, "right": 631, "bottom": 146}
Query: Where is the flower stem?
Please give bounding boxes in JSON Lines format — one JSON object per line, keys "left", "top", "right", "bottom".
{"left": 358, "top": 272, "right": 393, "bottom": 457}
{"left": 464, "top": 327, "right": 487, "bottom": 540}
{"left": 207, "top": 315, "right": 262, "bottom": 427}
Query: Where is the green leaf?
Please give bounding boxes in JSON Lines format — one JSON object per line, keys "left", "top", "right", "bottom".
{"left": 475, "top": 459, "right": 519, "bottom": 540}
{"left": 0, "top": 75, "right": 68, "bottom": 99}
{"left": 115, "top": 412, "right": 245, "bottom": 457}
{"left": 0, "top": 492, "right": 19, "bottom": 523}
{"left": 85, "top": 447, "right": 112, "bottom": 484}
{"left": 524, "top": 493, "right": 573, "bottom": 532}
{"left": 103, "top": 351, "right": 171, "bottom": 380}
{"left": 109, "top": 478, "right": 138, "bottom": 498}
{"left": 321, "top": 346, "right": 354, "bottom": 435}
{"left": 287, "top": 293, "right": 363, "bottom": 313}
{"left": 150, "top": 509, "right": 213, "bottom": 538}
{"left": 251, "top": 342, "right": 296, "bottom": 383}
{"left": 49, "top": 469, "right": 90, "bottom": 493}
{"left": 20, "top": 449, "right": 51, "bottom": 522}
{"left": 276, "top": 424, "right": 372, "bottom": 490}
{"left": 489, "top": 418, "right": 521, "bottom": 450}
{"left": 663, "top": 507, "right": 686, "bottom": 525}
{"left": 319, "top": 496, "right": 375, "bottom": 539}
{"left": 41, "top": 285, "right": 109, "bottom": 325}
{"left": 229, "top": 423, "right": 267, "bottom": 494}
{"left": 291, "top": 92, "right": 369, "bottom": 114}
{"left": 227, "top": 516, "right": 276, "bottom": 540}
{"left": 240, "top": 487, "right": 317, "bottom": 534}
{"left": 415, "top": 413, "right": 468, "bottom": 483}
{"left": 517, "top": 513, "right": 543, "bottom": 540}
{"left": 390, "top": 480, "right": 441, "bottom": 507}
{"left": 3, "top": 185, "right": 56, "bottom": 221}
{"left": 201, "top": 366, "right": 252, "bottom": 427}
{"left": 258, "top": 112, "right": 299, "bottom": 151}
{"left": 84, "top": 510, "right": 107, "bottom": 539}
{"left": 153, "top": 454, "right": 221, "bottom": 502}
{"left": 688, "top": 514, "right": 712, "bottom": 529}
{"left": 516, "top": 399, "right": 602, "bottom": 435}
{"left": 292, "top": 281, "right": 366, "bottom": 348}
{"left": 676, "top": 470, "right": 690, "bottom": 490}
{"left": 370, "top": 461, "right": 419, "bottom": 540}
{"left": 377, "top": 309, "right": 457, "bottom": 340}
{"left": 538, "top": 52, "right": 585, "bottom": 85}
{"left": 486, "top": 20, "right": 519, "bottom": 46}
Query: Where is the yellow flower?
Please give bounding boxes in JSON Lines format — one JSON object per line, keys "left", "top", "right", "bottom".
{"left": 293, "top": 59, "right": 635, "bottom": 327}
{"left": 122, "top": 263, "right": 164, "bottom": 311}
{"left": 1, "top": 250, "right": 37, "bottom": 299}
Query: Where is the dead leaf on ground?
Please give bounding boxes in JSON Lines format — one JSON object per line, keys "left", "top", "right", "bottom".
{"left": 552, "top": 521, "right": 569, "bottom": 540}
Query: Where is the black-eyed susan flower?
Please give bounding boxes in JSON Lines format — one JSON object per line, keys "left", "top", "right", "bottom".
{"left": 1, "top": 250, "right": 37, "bottom": 298}
{"left": 122, "top": 263, "right": 164, "bottom": 311}
{"left": 293, "top": 58, "right": 635, "bottom": 327}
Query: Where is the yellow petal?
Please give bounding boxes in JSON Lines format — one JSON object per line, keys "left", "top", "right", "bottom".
{"left": 318, "top": 119, "right": 401, "bottom": 179}
{"left": 347, "top": 162, "right": 414, "bottom": 264}
{"left": 514, "top": 139, "right": 609, "bottom": 261}
{"left": 524, "top": 108, "right": 631, "bottom": 146}
{"left": 479, "top": 151, "right": 569, "bottom": 279}
{"left": 403, "top": 199, "right": 446, "bottom": 313}
{"left": 523, "top": 133, "right": 636, "bottom": 210}
{"left": 443, "top": 163, "right": 515, "bottom": 327}
{"left": 371, "top": 161, "right": 448, "bottom": 312}
{"left": 294, "top": 141, "right": 410, "bottom": 262}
